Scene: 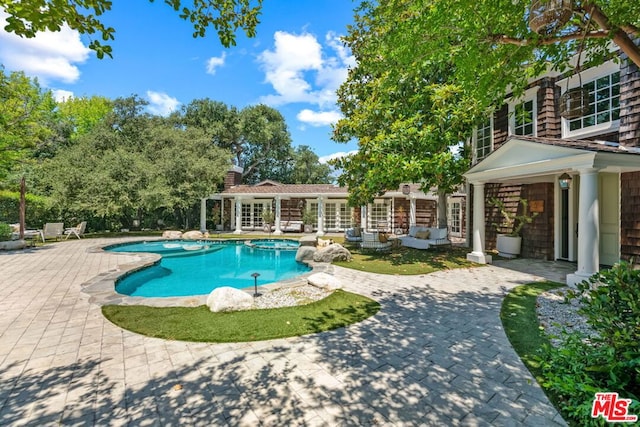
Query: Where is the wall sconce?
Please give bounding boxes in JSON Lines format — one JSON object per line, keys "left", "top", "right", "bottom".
{"left": 402, "top": 184, "right": 411, "bottom": 195}
{"left": 559, "top": 173, "right": 572, "bottom": 190}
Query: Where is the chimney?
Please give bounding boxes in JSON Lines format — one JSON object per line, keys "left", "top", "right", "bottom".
{"left": 224, "top": 166, "right": 244, "bottom": 190}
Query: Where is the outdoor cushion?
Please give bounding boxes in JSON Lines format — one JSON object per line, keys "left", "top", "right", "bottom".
{"left": 415, "top": 230, "right": 431, "bottom": 240}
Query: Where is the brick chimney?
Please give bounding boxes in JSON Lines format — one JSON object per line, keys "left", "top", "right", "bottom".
{"left": 224, "top": 166, "right": 244, "bottom": 190}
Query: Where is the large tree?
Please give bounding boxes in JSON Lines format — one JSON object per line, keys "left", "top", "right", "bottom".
{"left": 332, "top": 1, "right": 475, "bottom": 227}
{"left": 0, "top": 0, "right": 262, "bottom": 58}
{"left": 288, "top": 145, "right": 333, "bottom": 184}
{"left": 0, "top": 68, "right": 56, "bottom": 179}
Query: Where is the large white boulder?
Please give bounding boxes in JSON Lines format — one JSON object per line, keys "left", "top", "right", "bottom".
{"left": 307, "top": 272, "right": 343, "bottom": 291}
{"left": 298, "top": 235, "right": 317, "bottom": 247}
{"left": 182, "top": 230, "right": 204, "bottom": 240}
{"left": 295, "top": 246, "right": 317, "bottom": 262}
{"left": 312, "top": 244, "right": 352, "bottom": 263}
{"left": 206, "top": 287, "right": 254, "bottom": 312}
{"left": 162, "top": 230, "right": 183, "bottom": 239}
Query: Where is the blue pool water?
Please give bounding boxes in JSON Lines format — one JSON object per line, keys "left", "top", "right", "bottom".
{"left": 106, "top": 240, "right": 310, "bottom": 297}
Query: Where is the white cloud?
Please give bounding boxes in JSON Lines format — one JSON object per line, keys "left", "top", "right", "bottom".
{"left": 257, "top": 30, "right": 354, "bottom": 110}
{"left": 318, "top": 150, "right": 358, "bottom": 164}
{"left": 52, "top": 89, "right": 74, "bottom": 102}
{"left": 146, "top": 91, "right": 180, "bottom": 116}
{"left": 296, "top": 109, "right": 342, "bottom": 127}
{"left": 206, "top": 52, "right": 226, "bottom": 75}
{"left": 0, "top": 11, "right": 90, "bottom": 85}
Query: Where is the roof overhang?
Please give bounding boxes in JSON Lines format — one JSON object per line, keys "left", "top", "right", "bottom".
{"left": 464, "top": 137, "right": 640, "bottom": 184}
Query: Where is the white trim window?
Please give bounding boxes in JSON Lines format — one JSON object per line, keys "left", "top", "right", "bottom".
{"left": 567, "top": 72, "right": 620, "bottom": 133}
{"left": 473, "top": 117, "right": 493, "bottom": 163}
{"left": 508, "top": 86, "right": 539, "bottom": 137}
{"left": 369, "top": 201, "right": 389, "bottom": 230}
{"left": 448, "top": 198, "right": 463, "bottom": 237}
{"left": 559, "top": 60, "right": 621, "bottom": 139}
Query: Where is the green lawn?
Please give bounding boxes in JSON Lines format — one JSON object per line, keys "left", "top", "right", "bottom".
{"left": 334, "top": 244, "right": 477, "bottom": 275}
{"left": 102, "top": 290, "right": 380, "bottom": 342}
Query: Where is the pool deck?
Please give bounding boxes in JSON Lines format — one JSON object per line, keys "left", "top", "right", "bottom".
{"left": 0, "top": 237, "right": 571, "bottom": 426}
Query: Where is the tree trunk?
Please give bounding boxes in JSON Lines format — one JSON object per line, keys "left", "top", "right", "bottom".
{"left": 437, "top": 190, "right": 448, "bottom": 229}
{"left": 19, "top": 176, "right": 26, "bottom": 239}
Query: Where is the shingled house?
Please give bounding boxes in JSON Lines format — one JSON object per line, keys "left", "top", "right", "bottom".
{"left": 464, "top": 49, "right": 640, "bottom": 286}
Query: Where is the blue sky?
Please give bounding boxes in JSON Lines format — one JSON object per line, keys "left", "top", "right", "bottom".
{"left": 0, "top": 0, "right": 359, "bottom": 162}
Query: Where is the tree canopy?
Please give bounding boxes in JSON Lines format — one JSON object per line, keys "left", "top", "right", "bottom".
{"left": 0, "top": 0, "right": 263, "bottom": 58}
{"left": 332, "top": 0, "right": 640, "bottom": 208}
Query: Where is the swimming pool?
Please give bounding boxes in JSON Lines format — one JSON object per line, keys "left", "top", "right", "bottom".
{"left": 106, "top": 239, "right": 310, "bottom": 297}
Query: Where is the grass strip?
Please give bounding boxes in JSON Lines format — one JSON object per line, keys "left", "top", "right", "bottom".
{"left": 102, "top": 290, "right": 380, "bottom": 342}
{"left": 334, "top": 245, "right": 476, "bottom": 275}
{"left": 500, "top": 281, "right": 569, "bottom": 420}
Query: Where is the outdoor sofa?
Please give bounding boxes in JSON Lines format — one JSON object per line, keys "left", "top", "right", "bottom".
{"left": 398, "top": 226, "right": 450, "bottom": 250}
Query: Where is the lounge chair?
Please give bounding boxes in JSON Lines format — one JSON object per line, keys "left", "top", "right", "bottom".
{"left": 344, "top": 227, "right": 362, "bottom": 242}
{"left": 64, "top": 221, "right": 87, "bottom": 239}
{"left": 360, "top": 231, "right": 393, "bottom": 251}
{"left": 40, "top": 222, "right": 64, "bottom": 242}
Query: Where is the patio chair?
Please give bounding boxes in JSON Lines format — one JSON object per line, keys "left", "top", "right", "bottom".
{"left": 40, "top": 222, "right": 64, "bottom": 242}
{"left": 360, "top": 231, "right": 393, "bottom": 252}
{"left": 64, "top": 221, "right": 87, "bottom": 239}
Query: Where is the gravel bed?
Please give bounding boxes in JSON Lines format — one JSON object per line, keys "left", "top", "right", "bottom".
{"left": 253, "top": 284, "right": 331, "bottom": 309}
{"left": 536, "top": 287, "right": 597, "bottom": 346}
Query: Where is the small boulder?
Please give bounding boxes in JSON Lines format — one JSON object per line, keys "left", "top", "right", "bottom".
{"left": 206, "top": 287, "right": 254, "bottom": 312}
{"left": 182, "top": 230, "right": 204, "bottom": 240}
{"left": 312, "top": 243, "right": 352, "bottom": 263}
{"left": 295, "top": 246, "right": 317, "bottom": 262}
{"left": 162, "top": 230, "right": 183, "bottom": 239}
{"left": 298, "top": 235, "right": 317, "bottom": 247}
{"left": 307, "top": 272, "right": 343, "bottom": 290}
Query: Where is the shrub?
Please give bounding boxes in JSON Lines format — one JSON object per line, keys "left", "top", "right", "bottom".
{"left": 537, "top": 262, "right": 640, "bottom": 424}
{"left": 0, "top": 190, "right": 51, "bottom": 227}
{"left": 0, "top": 222, "right": 12, "bottom": 241}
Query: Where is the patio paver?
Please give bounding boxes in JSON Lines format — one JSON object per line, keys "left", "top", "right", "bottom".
{"left": 0, "top": 238, "right": 568, "bottom": 426}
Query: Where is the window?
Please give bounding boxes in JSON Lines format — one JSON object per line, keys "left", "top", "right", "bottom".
{"left": 474, "top": 118, "right": 493, "bottom": 162}
{"left": 448, "top": 199, "right": 462, "bottom": 237}
{"left": 514, "top": 100, "right": 534, "bottom": 136}
{"left": 339, "top": 205, "right": 353, "bottom": 230}
{"left": 309, "top": 202, "right": 319, "bottom": 228}
{"left": 325, "top": 202, "right": 337, "bottom": 230}
{"left": 567, "top": 71, "right": 620, "bottom": 132}
{"left": 369, "top": 202, "right": 389, "bottom": 230}
{"left": 241, "top": 202, "right": 266, "bottom": 228}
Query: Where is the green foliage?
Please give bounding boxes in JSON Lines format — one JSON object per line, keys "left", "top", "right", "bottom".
{"left": 536, "top": 262, "right": 640, "bottom": 424}
{"left": 261, "top": 208, "right": 275, "bottom": 225}
{"left": 0, "top": 68, "right": 57, "bottom": 178}
{"left": 0, "top": 0, "right": 262, "bottom": 58}
{"left": 288, "top": 145, "right": 333, "bottom": 184}
{"left": 0, "top": 222, "right": 11, "bottom": 241}
{"left": 489, "top": 197, "right": 539, "bottom": 237}
{"left": 102, "top": 290, "right": 380, "bottom": 342}
{"left": 0, "top": 190, "right": 50, "bottom": 228}
{"left": 301, "top": 209, "right": 315, "bottom": 225}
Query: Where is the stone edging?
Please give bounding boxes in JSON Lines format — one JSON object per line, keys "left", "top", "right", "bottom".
{"left": 81, "top": 241, "right": 331, "bottom": 308}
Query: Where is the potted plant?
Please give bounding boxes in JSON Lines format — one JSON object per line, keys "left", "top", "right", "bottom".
{"left": 302, "top": 209, "right": 315, "bottom": 233}
{"left": 490, "top": 198, "right": 539, "bottom": 258}
{"left": 261, "top": 208, "right": 275, "bottom": 234}
{"left": 212, "top": 205, "right": 224, "bottom": 232}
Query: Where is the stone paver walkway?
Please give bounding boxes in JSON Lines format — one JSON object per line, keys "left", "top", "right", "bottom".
{"left": 0, "top": 238, "right": 569, "bottom": 426}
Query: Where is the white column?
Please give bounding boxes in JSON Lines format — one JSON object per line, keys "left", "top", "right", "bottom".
{"left": 200, "top": 198, "right": 207, "bottom": 232}
{"left": 273, "top": 197, "right": 282, "bottom": 235}
{"left": 360, "top": 205, "right": 367, "bottom": 231}
{"left": 567, "top": 169, "right": 600, "bottom": 287}
{"left": 234, "top": 197, "right": 243, "bottom": 234}
{"left": 316, "top": 197, "right": 325, "bottom": 236}
{"left": 467, "top": 182, "right": 492, "bottom": 264}
{"left": 409, "top": 198, "right": 417, "bottom": 227}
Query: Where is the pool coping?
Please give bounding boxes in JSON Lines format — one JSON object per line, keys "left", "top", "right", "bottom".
{"left": 81, "top": 238, "right": 332, "bottom": 308}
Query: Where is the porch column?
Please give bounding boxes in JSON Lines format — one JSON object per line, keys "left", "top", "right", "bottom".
{"left": 199, "top": 198, "right": 207, "bottom": 232}
{"left": 567, "top": 168, "right": 600, "bottom": 287}
{"left": 467, "top": 182, "right": 492, "bottom": 264}
{"left": 409, "top": 198, "right": 417, "bottom": 227}
{"left": 273, "top": 197, "right": 282, "bottom": 235}
{"left": 360, "top": 205, "right": 367, "bottom": 231}
{"left": 316, "top": 197, "right": 325, "bottom": 237}
{"left": 234, "top": 197, "right": 242, "bottom": 234}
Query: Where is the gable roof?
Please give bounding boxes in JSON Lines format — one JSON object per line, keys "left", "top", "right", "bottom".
{"left": 465, "top": 136, "right": 640, "bottom": 184}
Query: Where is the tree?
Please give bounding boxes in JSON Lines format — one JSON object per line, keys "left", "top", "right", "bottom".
{"left": 332, "top": 1, "right": 474, "bottom": 227}
{"left": 177, "top": 99, "right": 293, "bottom": 184}
{"left": 0, "top": 0, "right": 263, "bottom": 58}
{"left": 289, "top": 145, "right": 333, "bottom": 184}
{"left": 0, "top": 68, "right": 56, "bottom": 179}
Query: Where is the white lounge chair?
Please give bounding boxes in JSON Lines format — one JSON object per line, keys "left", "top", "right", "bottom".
{"left": 64, "top": 221, "right": 87, "bottom": 239}
{"left": 40, "top": 222, "right": 64, "bottom": 242}
{"left": 360, "top": 231, "right": 393, "bottom": 251}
